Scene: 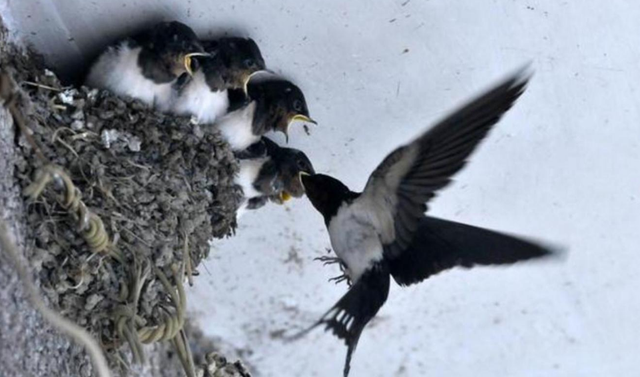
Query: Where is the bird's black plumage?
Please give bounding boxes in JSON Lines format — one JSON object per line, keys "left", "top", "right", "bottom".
{"left": 84, "top": 21, "right": 205, "bottom": 110}
{"left": 235, "top": 137, "right": 315, "bottom": 212}
{"left": 298, "top": 68, "right": 560, "bottom": 376}
{"left": 368, "top": 71, "right": 531, "bottom": 260}
{"left": 248, "top": 78, "right": 314, "bottom": 138}
{"left": 214, "top": 78, "right": 315, "bottom": 151}
{"left": 198, "top": 37, "right": 266, "bottom": 92}
{"left": 302, "top": 173, "right": 359, "bottom": 226}
{"left": 296, "top": 263, "right": 390, "bottom": 377}
{"left": 388, "top": 216, "right": 556, "bottom": 286}
{"left": 133, "top": 21, "right": 204, "bottom": 84}
{"left": 258, "top": 137, "right": 315, "bottom": 200}
{"left": 170, "top": 36, "right": 267, "bottom": 123}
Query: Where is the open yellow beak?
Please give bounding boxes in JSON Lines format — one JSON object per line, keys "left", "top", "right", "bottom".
{"left": 183, "top": 53, "right": 211, "bottom": 76}
{"left": 290, "top": 114, "right": 318, "bottom": 125}
{"left": 283, "top": 114, "right": 317, "bottom": 143}
{"left": 279, "top": 191, "right": 292, "bottom": 202}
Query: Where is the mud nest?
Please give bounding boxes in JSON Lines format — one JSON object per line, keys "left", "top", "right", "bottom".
{"left": 1, "top": 39, "right": 242, "bottom": 374}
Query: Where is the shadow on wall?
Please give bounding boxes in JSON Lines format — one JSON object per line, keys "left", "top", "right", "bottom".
{"left": 69, "top": 13, "right": 170, "bottom": 86}
{"left": 3, "top": 1, "right": 252, "bottom": 85}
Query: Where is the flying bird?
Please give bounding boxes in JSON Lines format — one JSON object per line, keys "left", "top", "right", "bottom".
{"left": 296, "top": 68, "right": 559, "bottom": 376}
{"left": 170, "top": 37, "right": 268, "bottom": 124}
{"left": 215, "top": 78, "right": 315, "bottom": 151}
{"left": 235, "top": 137, "right": 315, "bottom": 216}
{"left": 85, "top": 21, "right": 208, "bottom": 111}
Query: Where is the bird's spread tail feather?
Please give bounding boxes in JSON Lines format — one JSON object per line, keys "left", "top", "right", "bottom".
{"left": 288, "top": 263, "right": 390, "bottom": 377}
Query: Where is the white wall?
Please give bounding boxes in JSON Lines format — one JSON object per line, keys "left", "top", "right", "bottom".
{"left": 3, "top": 1, "right": 639, "bottom": 376}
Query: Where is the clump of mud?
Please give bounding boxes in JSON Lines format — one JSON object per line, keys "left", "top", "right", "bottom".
{"left": 1, "top": 39, "right": 243, "bottom": 374}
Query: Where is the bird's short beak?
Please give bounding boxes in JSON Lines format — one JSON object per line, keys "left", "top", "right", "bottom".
{"left": 243, "top": 69, "right": 274, "bottom": 95}
{"left": 183, "top": 52, "right": 211, "bottom": 76}
{"left": 290, "top": 114, "right": 317, "bottom": 125}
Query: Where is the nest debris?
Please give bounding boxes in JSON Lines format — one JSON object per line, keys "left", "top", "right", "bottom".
{"left": 0, "top": 33, "right": 249, "bottom": 376}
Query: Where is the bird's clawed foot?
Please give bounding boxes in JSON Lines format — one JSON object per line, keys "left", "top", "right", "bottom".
{"left": 314, "top": 255, "right": 342, "bottom": 266}
{"left": 315, "top": 250, "right": 352, "bottom": 286}
{"left": 328, "top": 274, "right": 349, "bottom": 285}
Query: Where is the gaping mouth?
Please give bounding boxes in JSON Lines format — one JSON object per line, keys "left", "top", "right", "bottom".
{"left": 281, "top": 115, "right": 317, "bottom": 143}
{"left": 183, "top": 52, "right": 212, "bottom": 76}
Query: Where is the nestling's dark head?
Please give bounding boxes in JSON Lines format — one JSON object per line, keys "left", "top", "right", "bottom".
{"left": 273, "top": 146, "right": 315, "bottom": 201}
{"left": 200, "top": 38, "right": 267, "bottom": 92}
{"left": 248, "top": 79, "right": 316, "bottom": 141}
{"left": 301, "top": 174, "right": 356, "bottom": 223}
{"left": 136, "top": 21, "right": 207, "bottom": 83}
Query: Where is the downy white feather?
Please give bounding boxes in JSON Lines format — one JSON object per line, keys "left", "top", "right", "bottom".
{"left": 85, "top": 41, "right": 175, "bottom": 111}
{"left": 234, "top": 157, "right": 269, "bottom": 219}
{"left": 215, "top": 101, "right": 259, "bottom": 151}
{"left": 171, "top": 70, "right": 229, "bottom": 124}
{"left": 328, "top": 199, "right": 386, "bottom": 282}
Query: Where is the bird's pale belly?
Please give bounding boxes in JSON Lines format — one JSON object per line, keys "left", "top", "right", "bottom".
{"left": 328, "top": 206, "right": 384, "bottom": 282}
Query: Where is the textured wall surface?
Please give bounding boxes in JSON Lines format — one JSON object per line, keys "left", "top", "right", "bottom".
{"left": 0, "top": 22, "right": 191, "bottom": 377}
{"left": 2, "top": 1, "right": 639, "bottom": 376}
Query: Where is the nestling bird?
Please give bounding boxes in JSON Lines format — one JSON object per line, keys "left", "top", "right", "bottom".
{"left": 215, "top": 78, "right": 315, "bottom": 151}
{"left": 235, "top": 137, "right": 315, "bottom": 216}
{"left": 296, "top": 69, "right": 559, "bottom": 376}
{"left": 85, "top": 21, "right": 208, "bottom": 111}
{"left": 170, "top": 37, "right": 267, "bottom": 124}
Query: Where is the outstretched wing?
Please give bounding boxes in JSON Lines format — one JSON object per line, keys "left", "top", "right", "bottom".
{"left": 388, "top": 216, "right": 560, "bottom": 286}
{"left": 292, "top": 263, "right": 390, "bottom": 377}
{"left": 362, "top": 68, "right": 532, "bottom": 259}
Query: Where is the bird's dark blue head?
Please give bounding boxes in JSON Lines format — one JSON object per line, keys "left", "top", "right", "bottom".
{"left": 199, "top": 37, "right": 267, "bottom": 91}
{"left": 136, "top": 21, "right": 207, "bottom": 83}
{"left": 273, "top": 146, "right": 315, "bottom": 200}
{"left": 301, "top": 173, "right": 357, "bottom": 224}
{"left": 247, "top": 79, "right": 316, "bottom": 141}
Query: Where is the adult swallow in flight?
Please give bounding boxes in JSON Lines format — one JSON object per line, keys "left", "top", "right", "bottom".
{"left": 296, "top": 68, "right": 559, "bottom": 376}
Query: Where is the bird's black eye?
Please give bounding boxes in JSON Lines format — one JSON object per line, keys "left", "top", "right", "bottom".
{"left": 244, "top": 58, "right": 255, "bottom": 68}
{"left": 297, "top": 158, "right": 307, "bottom": 171}
{"left": 293, "top": 99, "right": 303, "bottom": 112}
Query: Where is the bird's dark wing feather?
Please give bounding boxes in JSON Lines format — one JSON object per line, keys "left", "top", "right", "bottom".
{"left": 362, "top": 68, "right": 532, "bottom": 259}
{"left": 389, "top": 216, "right": 559, "bottom": 286}
{"left": 292, "top": 263, "right": 390, "bottom": 377}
